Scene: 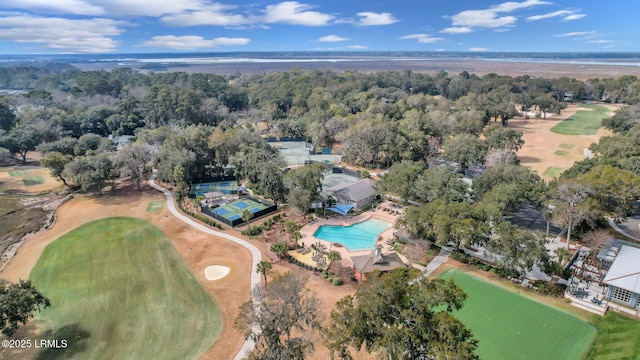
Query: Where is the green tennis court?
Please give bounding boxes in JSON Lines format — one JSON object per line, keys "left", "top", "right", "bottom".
{"left": 189, "top": 180, "right": 238, "bottom": 197}
{"left": 439, "top": 269, "right": 596, "bottom": 360}
{"left": 211, "top": 198, "right": 268, "bottom": 221}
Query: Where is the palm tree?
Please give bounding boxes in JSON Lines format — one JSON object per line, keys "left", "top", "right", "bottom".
{"left": 327, "top": 250, "right": 342, "bottom": 275}
{"left": 256, "top": 260, "right": 272, "bottom": 289}
{"left": 270, "top": 241, "right": 288, "bottom": 259}
{"left": 291, "top": 230, "right": 302, "bottom": 247}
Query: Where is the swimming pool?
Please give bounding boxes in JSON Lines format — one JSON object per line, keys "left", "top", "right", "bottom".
{"left": 314, "top": 218, "right": 392, "bottom": 251}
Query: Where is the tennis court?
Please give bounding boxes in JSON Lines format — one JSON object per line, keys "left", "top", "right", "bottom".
{"left": 211, "top": 199, "right": 268, "bottom": 222}
{"left": 189, "top": 180, "right": 238, "bottom": 197}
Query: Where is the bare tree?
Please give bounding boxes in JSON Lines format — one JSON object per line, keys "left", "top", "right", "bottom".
{"left": 581, "top": 229, "right": 612, "bottom": 253}
{"left": 235, "top": 271, "right": 322, "bottom": 360}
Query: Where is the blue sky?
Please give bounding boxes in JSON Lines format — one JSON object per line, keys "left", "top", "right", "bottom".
{"left": 0, "top": 0, "right": 637, "bottom": 54}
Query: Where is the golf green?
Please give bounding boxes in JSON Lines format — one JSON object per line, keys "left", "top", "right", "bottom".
{"left": 440, "top": 269, "right": 596, "bottom": 360}
{"left": 551, "top": 105, "right": 610, "bottom": 135}
{"left": 30, "top": 217, "right": 222, "bottom": 360}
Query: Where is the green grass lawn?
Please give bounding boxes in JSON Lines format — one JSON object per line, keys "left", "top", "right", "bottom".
{"left": 551, "top": 105, "right": 610, "bottom": 135}
{"left": 543, "top": 167, "right": 564, "bottom": 178}
{"left": 8, "top": 169, "right": 33, "bottom": 177}
{"left": 587, "top": 312, "right": 640, "bottom": 360}
{"left": 559, "top": 143, "right": 576, "bottom": 149}
{"left": 554, "top": 150, "right": 570, "bottom": 156}
{"left": 22, "top": 175, "right": 45, "bottom": 186}
{"left": 439, "top": 269, "right": 596, "bottom": 360}
{"left": 30, "top": 217, "right": 222, "bottom": 360}
{"left": 145, "top": 200, "right": 165, "bottom": 212}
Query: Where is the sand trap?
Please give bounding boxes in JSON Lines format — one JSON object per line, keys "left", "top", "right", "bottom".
{"left": 204, "top": 265, "right": 230, "bottom": 281}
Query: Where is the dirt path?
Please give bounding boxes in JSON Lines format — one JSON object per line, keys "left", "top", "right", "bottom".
{"left": 0, "top": 180, "right": 253, "bottom": 360}
{"left": 509, "top": 104, "right": 618, "bottom": 181}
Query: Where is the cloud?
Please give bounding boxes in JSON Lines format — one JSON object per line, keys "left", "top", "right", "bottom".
{"left": 346, "top": 45, "right": 367, "bottom": 49}
{"left": 526, "top": 10, "right": 573, "bottom": 21}
{"left": 469, "top": 47, "right": 488, "bottom": 51}
{"left": 160, "top": 3, "right": 250, "bottom": 27}
{"left": 587, "top": 40, "right": 614, "bottom": 44}
{"left": 317, "top": 35, "right": 349, "bottom": 42}
{"left": 399, "top": 34, "right": 445, "bottom": 44}
{"left": 555, "top": 31, "right": 596, "bottom": 37}
{"left": 139, "top": 35, "right": 249, "bottom": 50}
{"left": 356, "top": 12, "right": 398, "bottom": 26}
{"left": 563, "top": 13, "right": 586, "bottom": 21}
{"left": 1, "top": 0, "right": 105, "bottom": 15}
{"left": 263, "top": 2, "right": 333, "bottom": 26}
{"left": 440, "top": 27, "right": 474, "bottom": 34}
{"left": 0, "top": 14, "right": 124, "bottom": 53}
{"left": 447, "top": 0, "right": 550, "bottom": 31}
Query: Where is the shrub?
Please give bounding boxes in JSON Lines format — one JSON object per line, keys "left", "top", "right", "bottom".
{"left": 536, "top": 282, "right": 567, "bottom": 297}
{"left": 332, "top": 277, "right": 343, "bottom": 286}
{"left": 450, "top": 251, "right": 469, "bottom": 264}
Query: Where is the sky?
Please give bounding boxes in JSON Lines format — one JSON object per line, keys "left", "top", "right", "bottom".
{"left": 0, "top": 0, "right": 637, "bottom": 54}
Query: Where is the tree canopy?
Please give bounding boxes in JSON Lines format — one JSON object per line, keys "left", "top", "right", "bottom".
{"left": 0, "top": 279, "right": 51, "bottom": 337}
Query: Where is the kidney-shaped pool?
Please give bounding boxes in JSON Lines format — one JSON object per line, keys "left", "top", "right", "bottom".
{"left": 313, "top": 218, "right": 392, "bottom": 251}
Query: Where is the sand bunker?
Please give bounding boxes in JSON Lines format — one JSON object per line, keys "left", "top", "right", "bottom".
{"left": 204, "top": 265, "right": 230, "bottom": 281}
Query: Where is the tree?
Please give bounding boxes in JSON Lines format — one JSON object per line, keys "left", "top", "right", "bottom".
{"left": 549, "top": 181, "right": 598, "bottom": 249}
{"left": 256, "top": 260, "right": 272, "bottom": 289}
{"left": 284, "top": 162, "right": 324, "bottom": 211}
{"left": 579, "top": 165, "right": 640, "bottom": 222}
{"left": 0, "top": 279, "right": 51, "bottom": 337}
{"left": 326, "top": 250, "right": 342, "bottom": 274}
{"left": 270, "top": 241, "right": 289, "bottom": 259}
{"left": 325, "top": 268, "right": 477, "bottom": 360}
{"left": 415, "top": 166, "right": 469, "bottom": 203}
{"left": 442, "top": 134, "right": 487, "bottom": 173}
{"left": 0, "top": 126, "right": 41, "bottom": 163}
{"left": 63, "top": 154, "right": 114, "bottom": 194}
{"left": 487, "top": 222, "right": 549, "bottom": 276}
{"left": 116, "top": 142, "right": 153, "bottom": 190}
{"left": 378, "top": 160, "right": 425, "bottom": 202}
{"left": 484, "top": 125, "right": 524, "bottom": 151}
{"left": 40, "top": 151, "right": 72, "bottom": 185}
{"left": 0, "top": 95, "right": 16, "bottom": 131}
{"left": 235, "top": 271, "right": 322, "bottom": 360}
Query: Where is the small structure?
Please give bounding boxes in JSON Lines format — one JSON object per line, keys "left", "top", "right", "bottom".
{"left": 603, "top": 245, "right": 640, "bottom": 307}
{"left": 351, "top": 245, "right": 407, "bottom": 283}
{"left": 110, "top": 134, "right": 134, "bottom": 150}
{"left": 325, "top": 178, "right": 376, "bottom": 210}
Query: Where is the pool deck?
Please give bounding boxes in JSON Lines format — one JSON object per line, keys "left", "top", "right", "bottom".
{"left": 299, "top": 201, "right": 408, "bottom": 269}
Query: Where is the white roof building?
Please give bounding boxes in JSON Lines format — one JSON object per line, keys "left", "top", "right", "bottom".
{"left": 603, "top": 245, "right": 640, "bottom": 307}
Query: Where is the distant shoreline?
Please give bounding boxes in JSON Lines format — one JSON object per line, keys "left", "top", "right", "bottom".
{"left": 3, "top": 52, "right": 640, "bottom": 80}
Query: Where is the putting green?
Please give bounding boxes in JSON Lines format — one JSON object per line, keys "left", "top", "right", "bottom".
{"left": 30, "top": 217, "right": 222, "bottom": 360}
{"left": 22, "top": 175, "right": 45, "bottom": 186}
{"left": 551, "top": 105, "right": 610, "bottom": 135}
{"left": 559, "top": 143, "right": 576, "bottom": 149}
{"left": 146, "top": 200, "right": 165, "bottom": 212}
{"left": 543, "top": 167, "right": 563, "bottom": 178}
{"left": 8, "top": 169, "right": 33, "bottom": 177}
{"left": 554, "top": 150, "right": 570, "bottom": 156}
{"left": 440, "top": 269, "right": 596, "bottom": 360}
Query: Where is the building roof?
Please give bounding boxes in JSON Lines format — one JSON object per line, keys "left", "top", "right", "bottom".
{"left": 204, "top": 191, "right": 225, "bottom": 199}
{"left": 326, "top": 178, "right": 376, "bottom": 202}
{"left": 603, "top": 245, "right": 640, "bottom": 293}
{"left": 351, "top": 246, "right": 406, "bottom": 274}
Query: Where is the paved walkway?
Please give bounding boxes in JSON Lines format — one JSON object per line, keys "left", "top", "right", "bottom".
{"left": 149, "top": 172, "right": 260, "bottom": 360}
{"left": 423, "top": 246, "right": 453, "bottom": 277}
{"left": 609, "top": 219, "right": 640, "bottom": 242}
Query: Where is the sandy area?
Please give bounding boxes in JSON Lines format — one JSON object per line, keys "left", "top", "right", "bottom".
{"left": 509, "top": 104, "right": 618, "bottom": 181}
{"left": 0, "top": 166, "right": 63, "bottom": 193}
{"left": 205, "top": 265, "right": 231, "bottom": 281}
{"left": 0, "top": 180, "right": 253, "bottom": 360}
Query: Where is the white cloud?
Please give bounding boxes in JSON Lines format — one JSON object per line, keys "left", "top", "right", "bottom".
{"left": 563, "top": 13, "right": 586, "bottom": 21}
{"left": 2, "top": 0, "right": 212, "bottom": 17}
{"left": 526, "top": 10, "right": 573, "bottom": 21}
{"left": 399, "top": 34, "right": 445, "bottom": 44}
{"left": 440, "top": 27, "right": 474, "bottom": 34}
{"left": 317, "top": 35, "right": 349, "bottom": 42}
{"left": 356, "top": 12, "right": 398, "bottom": 26}
{"left": 160, "top": 3, "right": 250, "bottom": 26}
{"left": 469, "top": 47, "right": 488, "bottom": 51}
{"left": 263, "top": 2, "right": 333, "bottom": 26}
{"left": 346, "top": 45, "right": 367, "bottom": 49}
{"left": 555, "top": 31, "right": 596, "bottom": 37}
{"left": 587, "top": 40, "right": 614, "bottom": 44}
{"left": 447, "top": 0, "right": 550, "bottom": 30}
{"left": 0, "top": 14, "right": 124, "bottom": 53}
{"left": 139, "top": 35, "right": 249, "bottom": 50}
{"left": 1, "top": 0, "right": 105, "bottom": 15}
